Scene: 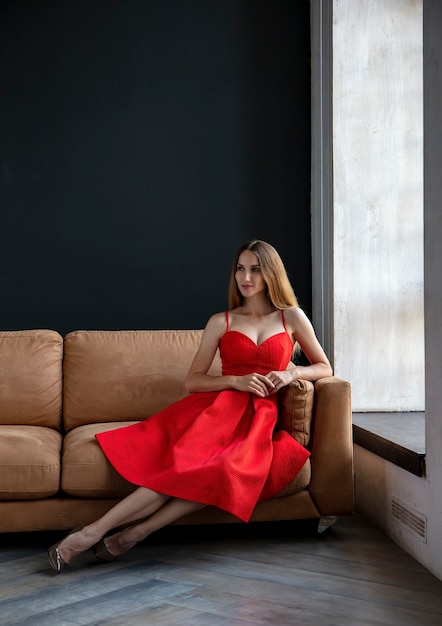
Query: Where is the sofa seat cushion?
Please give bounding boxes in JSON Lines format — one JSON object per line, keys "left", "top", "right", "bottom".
{"left": 275, "top": 458, "right": 311, "bottom": 498}
{"left": 61, "top": 422, "right": 311, "bottom": 501}
{"left": 61, "top": 423, "right": 138, "bottom": 498}
{"left": 0, "top": 425, "right": 62, "bottom": 499}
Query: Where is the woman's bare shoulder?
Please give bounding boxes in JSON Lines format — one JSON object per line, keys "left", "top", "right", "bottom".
{"left": 283, "top": 306, "right": 310, "bottom": 328}
{"left": 204, "top": 311, "right": 227, "bottom": 333}
{"left": 226, "top": 306, "right": 245, "bottom": 320}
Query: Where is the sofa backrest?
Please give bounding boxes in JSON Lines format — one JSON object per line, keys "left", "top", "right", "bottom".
{"left": 0, "top": 330, "right": 63, "bottom": 430}
{"left": 63, "top": 330, "right": 222, "bottom": 431}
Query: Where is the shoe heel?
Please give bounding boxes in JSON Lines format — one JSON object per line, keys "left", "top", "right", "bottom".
{"left": 93, "top": 539, "right": 117, "bottom": 563}
{"left": 47, "top": 527, "right": 83, "bottom": 574}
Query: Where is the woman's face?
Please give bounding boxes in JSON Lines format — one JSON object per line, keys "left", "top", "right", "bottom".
{"left": 235, "top": 250, "right": 266, "bottom": 299}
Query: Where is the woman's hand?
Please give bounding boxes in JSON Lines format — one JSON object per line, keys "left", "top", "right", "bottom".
{"left": 266, "top": 369, "right": 296, "bottom": 394}
{"left": 233, "top": 373, "right": 275, "bottom": 397}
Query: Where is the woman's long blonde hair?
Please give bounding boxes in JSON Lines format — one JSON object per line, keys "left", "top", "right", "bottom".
{"left": 228, "top": 240, "right": 298, "bottom": 310}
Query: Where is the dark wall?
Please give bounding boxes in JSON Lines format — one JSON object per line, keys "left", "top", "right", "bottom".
{"left": 0, "top": 0, "right": 311, "bottom": 335}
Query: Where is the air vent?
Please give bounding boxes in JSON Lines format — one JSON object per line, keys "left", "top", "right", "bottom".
{"left": 392, "top": 497, "right": 427, "bottom": 543}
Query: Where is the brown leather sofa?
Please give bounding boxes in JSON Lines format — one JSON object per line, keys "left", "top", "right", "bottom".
{"left": 0, "top": 329, "right": 353, "bottom": 533}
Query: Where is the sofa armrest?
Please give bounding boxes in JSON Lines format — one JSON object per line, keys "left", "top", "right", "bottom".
{"left": 308, "top": 377, "right": 354, "bottom": 515}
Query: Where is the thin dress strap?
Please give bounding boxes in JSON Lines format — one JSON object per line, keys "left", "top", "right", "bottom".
{"left": 225, "top": 310, "right": 230, "bottom": 332}
{"left": 281, "top": 309, "right": 287, "bottom": 331}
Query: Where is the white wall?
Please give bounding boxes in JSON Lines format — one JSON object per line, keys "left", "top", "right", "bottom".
{"left": 331, "top": 0, "right": 442, "bottom": 581}
{"left": 333, "top": 0, "right": 424, "bottom": 412}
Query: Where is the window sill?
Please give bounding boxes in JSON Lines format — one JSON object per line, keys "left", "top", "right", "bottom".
{"left": 352, "top": 412, "right": 425, "bottom": 477}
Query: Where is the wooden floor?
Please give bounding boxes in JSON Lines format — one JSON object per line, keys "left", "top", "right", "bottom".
{"left": 0, "top": 513, "right": 441, "bottom": 626}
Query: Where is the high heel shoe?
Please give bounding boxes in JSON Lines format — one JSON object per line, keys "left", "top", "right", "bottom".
{"left": 47, "top": 528, "right": 82, "bottom": 574}
{"left": 93, "top": 538, "right": 117, "bottom": 563}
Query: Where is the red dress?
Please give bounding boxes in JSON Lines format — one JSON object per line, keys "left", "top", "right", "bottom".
{"left": 96, "top": 313, "right": 310, "bottom": 522}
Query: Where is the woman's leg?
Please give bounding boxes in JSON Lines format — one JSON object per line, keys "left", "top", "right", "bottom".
{"left": 102, "top": 498, "right": 205, "bottom": 557}
{"left": 54, "top": 487, "right": 169, "bottom": 564}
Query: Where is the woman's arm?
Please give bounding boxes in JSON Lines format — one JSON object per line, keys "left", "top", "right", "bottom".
{"left": 267, "top": 307, "right": 333, "bottom": 391}
{"left": 184, "top": 313, "right": 233, "bottom": 393}
{"left": 185, "top": 313, "right": 274, "bottom": 397}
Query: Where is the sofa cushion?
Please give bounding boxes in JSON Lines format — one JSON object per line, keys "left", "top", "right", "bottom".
{"left": 0, "top": 330, "right": 63, "bottom": 429}
{"left": 63, "top": 330, "right": 221, "bottom": 431}
{"left": 275, "top": 459, "right": 311, "bottom": 497}
{"left": 61, "top": 423, "right": 138, "bottom": 497}
{"left": 277, "top": 379, "right": 314, "bottom": 447}
{"left": 0, "top": 425, "right": 62, "bottom": 499}
{"left": 61, "top": 421, "right": 311, "bottom": 501}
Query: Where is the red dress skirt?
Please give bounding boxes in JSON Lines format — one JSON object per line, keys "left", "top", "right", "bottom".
{"left": 96, "top": 329, "right": 310, "bottom": 522}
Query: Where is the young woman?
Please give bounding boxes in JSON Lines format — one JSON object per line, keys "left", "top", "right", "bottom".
{"left": 48, "top": 240, "right": 332, "bottom": 573}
